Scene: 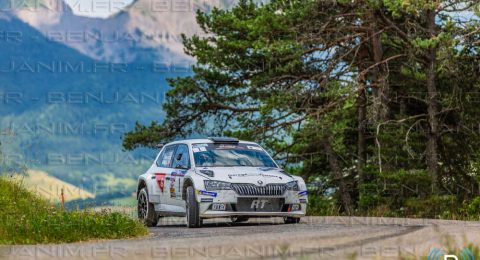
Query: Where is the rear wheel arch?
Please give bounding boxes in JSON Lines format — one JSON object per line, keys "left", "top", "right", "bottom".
{"left": 137, "top": 187, "right": 158, "bottom": 227}
{"left": 137, "top": 178, "right": 147, "bottom": 199}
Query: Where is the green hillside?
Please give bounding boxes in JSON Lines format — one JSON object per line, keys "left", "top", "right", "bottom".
{"left": 0, "top": 177, "right": 148, "bottom": 244}
{"left": 10, "top": 170, "right": 94, "bottom": 202}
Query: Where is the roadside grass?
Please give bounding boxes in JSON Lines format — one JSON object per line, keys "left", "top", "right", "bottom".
{"left": 110, "top": 196, "right": 137, "bottom": 207}
{"left": 0, "top": 177, "right": 148, "bottom": 245}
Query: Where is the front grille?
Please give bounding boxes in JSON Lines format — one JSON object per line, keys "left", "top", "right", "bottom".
{"left": 231, "top": 183, "right": 287, "bottom": 196}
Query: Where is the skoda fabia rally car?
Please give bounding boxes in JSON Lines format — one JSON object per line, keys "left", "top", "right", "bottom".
{"left": 137, "top": 137, "right": 308, "bottom": 228}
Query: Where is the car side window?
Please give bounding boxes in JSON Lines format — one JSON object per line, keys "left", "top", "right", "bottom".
{"left": 172, "top": 144, "right": 190, "bottom": 169}
{"left": 156, "top": 145, "right": 176, "bottom": 168}
{"left": 155, "top": 149, "right": 164, "bottom": 167}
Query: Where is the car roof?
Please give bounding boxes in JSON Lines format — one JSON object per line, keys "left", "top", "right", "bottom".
{"left": 164, "top": 138, "right": 259, "bottom": 146}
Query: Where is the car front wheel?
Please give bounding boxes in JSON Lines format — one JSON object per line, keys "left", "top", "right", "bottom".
{"left": 138, "top": 187, "right": 158, "bottom": 227}
{"left": 186, "top": 186, "right": 202, "bottom": 228}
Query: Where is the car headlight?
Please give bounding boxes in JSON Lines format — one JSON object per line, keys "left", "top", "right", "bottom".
{"left": 286, "top": 181, "right": 299, "bottom": 191}
{"left": 197, "top": 169, "right": 214, "bottom": 177}
{"left": 204, "top": 180, "right": 232, "bottom": 191}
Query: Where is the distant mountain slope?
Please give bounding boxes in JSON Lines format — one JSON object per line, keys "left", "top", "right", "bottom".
{"left": 0, "top": 15, "right": 189, "bottom": 189}
{"left": 0, "top": 15, "right": 92, "bottom": 115}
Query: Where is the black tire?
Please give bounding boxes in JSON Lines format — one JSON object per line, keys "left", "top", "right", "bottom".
{"left": 231, "top": 216, "right": 249, "bottom": 223}
{"left": 138, "top": 187, "right": 158, "bottom": 227}
{"left": 283, "top": 217, "right": 301, "bottom": 224}
{"left": 186, "top": 186, "right": 202, "bottom": 228}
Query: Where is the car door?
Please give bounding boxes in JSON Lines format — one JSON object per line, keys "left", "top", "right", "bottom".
{"left": 152, "top": 144, "right": 177, "bottom": 205}
{"left": 170, "top": 143, "right": 191, "bottom": 206}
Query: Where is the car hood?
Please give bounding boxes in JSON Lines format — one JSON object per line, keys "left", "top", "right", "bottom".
{"left": 194, "top": 166, "right": 294, "bottom": 184}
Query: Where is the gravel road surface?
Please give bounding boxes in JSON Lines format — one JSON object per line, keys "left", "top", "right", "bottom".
{"left": 2, "top": 216, "right": 480, "bottom": 259}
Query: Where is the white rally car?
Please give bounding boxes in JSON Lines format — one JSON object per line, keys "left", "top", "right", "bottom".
{"left": 137, "top": 137, "right": 308, "bottom": 227}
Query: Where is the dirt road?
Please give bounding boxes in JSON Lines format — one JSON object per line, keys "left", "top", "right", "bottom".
{"left": 2, "top": 216, "right": 480, "bottom": 259}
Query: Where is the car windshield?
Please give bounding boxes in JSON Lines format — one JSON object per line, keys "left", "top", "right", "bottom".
{"left": 192, "top": 143, "right": 277, "bottom": 167}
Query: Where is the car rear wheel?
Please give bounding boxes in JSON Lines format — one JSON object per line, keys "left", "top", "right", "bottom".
{"left": 283, "top": 217, "right": 300, "bottom": 224}
{"left": 186, "top": 186, "right": 202, "bottom": 228}
{"left": 138, "top": 187, "right": 158, "bottom": 227}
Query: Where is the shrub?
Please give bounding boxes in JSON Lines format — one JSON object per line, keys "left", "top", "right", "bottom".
{"left": 465, "top": 197, "right": 480, "bottom": 217}
{"left": 403, "top": 195, "right": 459, "bottom": 218}
{"left": 306, "top": 194, "right": 339, "bottom": 216}
{"left": 0, "top": 177, "right": 148, "bottom": 244}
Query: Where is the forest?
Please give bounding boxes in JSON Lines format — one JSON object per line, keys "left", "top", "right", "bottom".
{"left": 123, "top": 0, "right": 480, "bottom": 218}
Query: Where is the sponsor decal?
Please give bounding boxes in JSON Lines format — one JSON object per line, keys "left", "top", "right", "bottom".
{"left": 251, "top": 199, "right": 269, "bottom": 209}
{"left": 193, "top": 147, "right": 207, "bottom": 152}
{"left": 154, "top": 173, "right": 166, "bottom": 192}
{"left": 228, "top": 173, "right": 248, "bottom": 177}
{"left": 218, "top": 144, "right": 236, "bottom": 149}
{"left": 170, "top": 175, "right": 176, "bottom": 198}
{"left": 227, "top": 173, "right": 281, "bottom": 179}
{"left": 259, "top": 174, "right": 280, "bottom": 178}
{"left": 298, "top": 191, "right": 308, "bottom": 197}
{"left": 258, "top": 168, "right": 292, "bottom": 178}
{"left": 171, "top": 170, "right": 187, "bottom": 177}
{"left": 197, "top": 190, "right": 217, "bottom": 197}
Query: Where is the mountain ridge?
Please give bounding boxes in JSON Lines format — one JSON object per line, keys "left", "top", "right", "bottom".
{"left": 1, "top": 0, "right": 234, "bottom": 63}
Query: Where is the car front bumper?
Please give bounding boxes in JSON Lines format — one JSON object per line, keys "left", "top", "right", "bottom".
{"left": 196, "top": 189, "right": 308, "bottom": 219}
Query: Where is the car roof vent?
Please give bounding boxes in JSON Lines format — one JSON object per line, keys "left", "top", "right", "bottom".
{"left": 208, "top": 137, "right": 239, "bottom": 144}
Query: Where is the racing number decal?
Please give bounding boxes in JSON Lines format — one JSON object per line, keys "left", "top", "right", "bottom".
{"left": 154, "top": 173, "right": 166, "bottom": 192}
{"left": 170, "top": 170, "right": 187, "bottom": 199}
{"left": 251, "top": 199, "right": 269, "bottom": 209}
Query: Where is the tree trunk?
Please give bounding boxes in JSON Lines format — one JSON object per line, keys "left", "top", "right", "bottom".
{"left": 322, "top": 134, "right": 354, "bottom": 215}
{"left": 425, "top": 9, "right": 440, "bottom": 192}
{"left": 370, "top": 16, "right": 393, "bottom": 173}
{"left": 357, "top": 84, "right": 367, "bottom": 188}
{"left": 371, "top": 22, "right": 389, "bottom": 122}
